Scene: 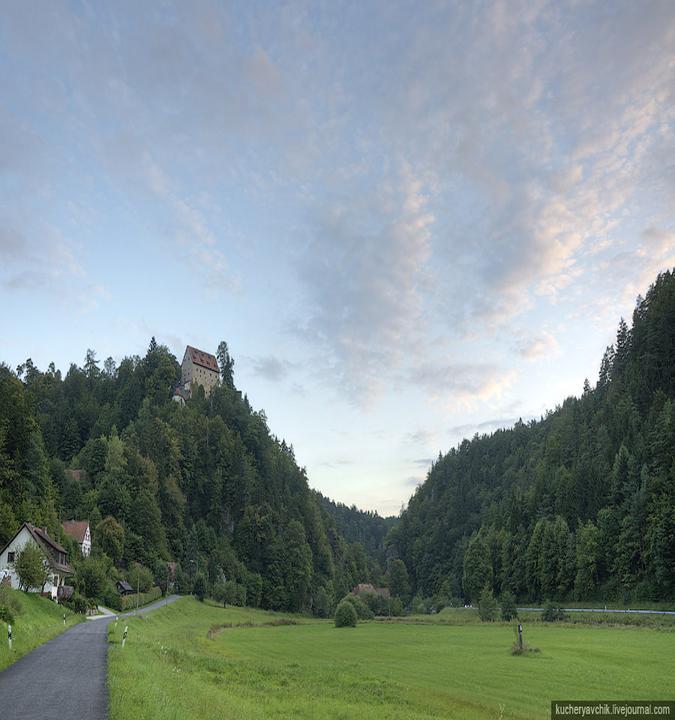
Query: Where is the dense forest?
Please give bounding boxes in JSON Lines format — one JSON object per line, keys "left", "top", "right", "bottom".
{"left": 0, "top": 340, "right": 384, "bottom": 614}
{"left": 315, "top": 491, "right": 397, "bottom": 569}
{"left": 390, "top": 270, "right": 675, "bottom": 605}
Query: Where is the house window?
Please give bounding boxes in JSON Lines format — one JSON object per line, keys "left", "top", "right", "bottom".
{"left": 7, "top": 551, "right": 14, "bottom": 563}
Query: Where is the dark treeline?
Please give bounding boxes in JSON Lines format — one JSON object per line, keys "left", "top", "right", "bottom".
{"left": 390, "top": 270, "right": 675, "bottom": 604}
{"left": 0, "top": 340, "right": 382, "bottom": 615}
{"left": 315, "top": 491, "right": 398, "bottom": 569}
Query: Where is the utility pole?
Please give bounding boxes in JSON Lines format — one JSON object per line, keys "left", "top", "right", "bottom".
{"left": 136, "top": 573, "right": 140, "bottom": 615}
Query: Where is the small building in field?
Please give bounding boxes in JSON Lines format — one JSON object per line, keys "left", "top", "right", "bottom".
{"left": 181, "top": 345, "right": 220, "bottom": 398}
{"left": 62, "top": 520, "right": 91, "bottom": 557}
{"left": 352, "top": 583, "right": 390, "bottom": 599}
{"left": 0, "top": 522, "right": 73, "bottom": 600}
{"left": 117, "top": 579, "right": 134, "bottom": 595}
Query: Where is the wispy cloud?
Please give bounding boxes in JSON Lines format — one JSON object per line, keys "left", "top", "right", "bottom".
{"left": 248, "top": 355, "right": 297, "bottom": 382}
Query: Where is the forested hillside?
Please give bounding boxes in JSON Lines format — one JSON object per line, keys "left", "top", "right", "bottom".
{"left": 0, "top": 341, "right": 376, "bottom": 614}
{"left": 315, "top": 491, "right": 398, "bottom": 570}
{"left": 389, "top": 270, "right": 675, "bottom": 604}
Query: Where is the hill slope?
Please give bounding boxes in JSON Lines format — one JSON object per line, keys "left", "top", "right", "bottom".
{"left": 390, "top": 270, "right": 675, "bottom": 604}
{"left": 0, "top": 343, "right": 371, "bottom": 614}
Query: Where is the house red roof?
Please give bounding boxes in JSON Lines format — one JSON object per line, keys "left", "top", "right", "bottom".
{"left": 24, "top": 523, "right": 73, "bottom": 575}
{"left": 62, "top": 520, "right": 89, "bottom": 544}
{"left": 185, "top": 345, "right": 219, "bottom": 373}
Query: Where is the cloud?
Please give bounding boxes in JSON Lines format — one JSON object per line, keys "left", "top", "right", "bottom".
{"left": 297, "top": 165, "right": 433, "bottom": 402}
{"left": 448, "top": 417, "right": 524, "bottom": 440}
{"left": 405, "top": 429, "right": 438, "bottom": 446}
{"left": 409, "top": 361, "right": 517, "bottom": 409}
{"left": 412, "top": 458, "right": 434, "bottom": 468}
{"left": 249, "top": 355, "right": 296, "bottom": 382}
{"left": 318, "top": 458, "right": 353, "bottom": 469}
{"left": 0, "top": 223, "right": 105, "bottom": 310}
{"left": 517, "top": 331, "right": 560, "bottom": 361}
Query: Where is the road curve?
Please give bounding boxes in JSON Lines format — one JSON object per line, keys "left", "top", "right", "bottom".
{"left": 0, "top": 594, "right": 181, "bottom": 720}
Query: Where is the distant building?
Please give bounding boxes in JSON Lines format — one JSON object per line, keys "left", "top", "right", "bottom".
{"left": 181, "top": 346, "right": 220, "bottom": 398}
{"left": 62, "top": 520, "right": 91, "bottom": 557}
{"left": 117, "top": 579, "right": 134, "bottom": 595}
{"left": 352, "top": 583, "right": 391, "bottom": 599}
{"left": 0, "top": 522, "right": 74, "bottom": 600}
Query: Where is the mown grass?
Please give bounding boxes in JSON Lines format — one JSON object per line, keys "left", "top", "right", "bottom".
{"left": 108, "top": 597, "right": 675, "bottom": 720}
{"left": 0, "top": 588, "right": 84, "bottom": 671}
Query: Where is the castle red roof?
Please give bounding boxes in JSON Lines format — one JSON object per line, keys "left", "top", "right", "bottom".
{"left": 185, "top": 346, "right": 219, "bottom": 373}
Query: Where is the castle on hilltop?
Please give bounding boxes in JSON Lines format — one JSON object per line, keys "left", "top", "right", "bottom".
{"left": 173, "top": 345, "right": 220, "bottom": 403}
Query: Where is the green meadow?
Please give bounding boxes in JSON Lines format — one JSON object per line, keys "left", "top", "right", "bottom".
{"left": 108, "top": 598, "right": 675, "bottom": 720}
{"left": 0, "top": 588, "right": 83, "bottom": 671}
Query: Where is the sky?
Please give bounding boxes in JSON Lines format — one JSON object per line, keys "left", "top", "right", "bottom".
{"left": 1, "top": 1, "right": 674, "bottom": 516}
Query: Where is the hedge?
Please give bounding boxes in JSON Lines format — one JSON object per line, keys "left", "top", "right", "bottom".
{"left": 119, "top": 586, "right": 162, "bottom": 611}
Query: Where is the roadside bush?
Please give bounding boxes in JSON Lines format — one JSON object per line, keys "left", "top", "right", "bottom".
{"left": 101, "top": 581, "right": 122, "bottom": 611}
{"left": 342, "top": 594, "right": 374, "bottom": 620}
{"left": 0, "top": 604, "right": 15, "bottom": 624}
{"left": 213, "top": 580, "right": 246, "bottom": 607}
{"left": 542, "top": 601, "right": 567, "bottom": 622}
{"left": 0, "top": 586, "right": 22, "bottom": 615}
{"left": 119, "top": 586, "right": 162, "bottom": 611}
{"left": 478, "top": 586, "right": 499, "bottom": 621}
{"left": 74, "top": 555, "right": 108, "bottom": 599}
{"left": 193, "top": 572, "right": 207, "bottom": 602}
{"left": 126, "top": 563, "right": 154, "bottom": 593}
{"left": 67, "top": 593, "right": 88, "bottom": 614}
{"left": 500, "top": 591, "right": 518, "bottom": 621}
{"left": 334, "top": 600, "right": 358, "bottom": 628}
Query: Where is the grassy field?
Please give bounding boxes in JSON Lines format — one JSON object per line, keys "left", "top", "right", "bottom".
{"left": 0, "top": 588, "right": 83, "bottom": 671}
{"left": 400, "top": 606, "right": 675, "bottom": 629}
{"left": 108, "top": 598, "right": 675, "bottom": 720}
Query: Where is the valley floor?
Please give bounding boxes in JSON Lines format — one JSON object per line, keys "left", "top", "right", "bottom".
{"left": 108, "top": 598, "right": 675, "bottom": 720}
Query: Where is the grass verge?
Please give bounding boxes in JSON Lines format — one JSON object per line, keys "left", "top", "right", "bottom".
{"left": 0, "top": 588, "right": 84, "bottom": 671}
{"left": 108, "top": 597, "right": 675, "bottom": 720}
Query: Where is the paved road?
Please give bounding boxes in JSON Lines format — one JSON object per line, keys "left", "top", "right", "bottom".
{"left": 0, "top": 594, "right": 181, "bottom": 720}
{"left": 516, "top": 606, "right": 675, "bottom": 615}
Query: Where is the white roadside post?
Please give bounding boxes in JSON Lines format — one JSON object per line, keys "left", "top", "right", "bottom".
{"left": 122, "top": 625, "right": 128, "bottom": 648}
{"left": 7, "top": 623, "right": 12, "bottom": 651}
{"left": 63, "top": 612, "right": 66, "bottom": 626}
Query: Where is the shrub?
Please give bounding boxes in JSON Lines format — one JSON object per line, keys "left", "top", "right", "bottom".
{"left": 126, "top": 563, "right": 154, "bottom": 593}
{"left": 390, "top": 597, "right": 404, "bottom": 616}
{"left": 193, "top": 572, "right": 207, "bottom": 602}
{"left": 213, "top": 580, "right": 246, "bottom": 607}
{"left": 14, "top": 543, "right": 50, "bottom": 591}
{"left": 75, "top": 555, "right": 108, "bottom": 599}
{"left": 342, "top": 594, "right": 374, "bottom": 620}
{"left": 119, "top": 586, "right": 162, "bottom": 611}
{"left": 0, "top": 586, "right": 22, "bottom": 615}
{"left": 102, "top": 581, "right": 122, "bottom": 611}
{"left": 542, "top": 601, "right": 567, "bottom": 622}
{"left": 500, "top": 591, "right": 518, "bottom": 621}
{"left": 0, "top": 604, "right": 15, "bottom": 624}
{"left": 334, "top": 600, "right": 358, "bottom": 628}
{"left": 478, "top": 586, "right": 498, "bottom": 621}
{"left": 66, "top": 593, "right": 88, "bottom": 614}
{"left": 359, "top": 591, "right": 389, "bottom": 616}
{"left": 312, "top": 586, "right": 333, "bottom": 618}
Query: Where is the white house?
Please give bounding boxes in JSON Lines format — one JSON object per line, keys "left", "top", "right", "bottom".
{"left": 180, "top": 345, "right": 220, "bottom": 398}
{"left": 62, "top": 520, "right": 91, "bottom": 557}
{"left": 0, "top": 522, "right": 73, "bottom": 600}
